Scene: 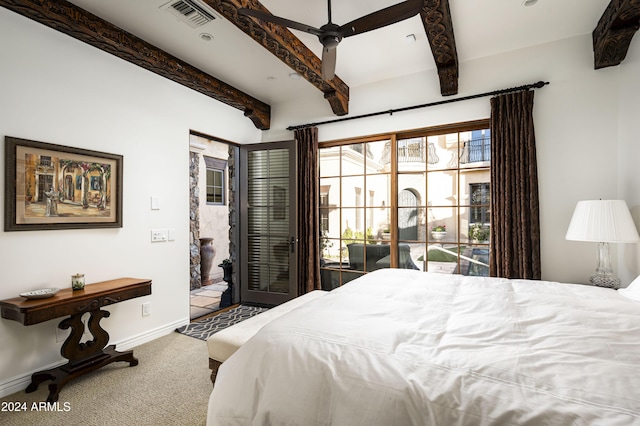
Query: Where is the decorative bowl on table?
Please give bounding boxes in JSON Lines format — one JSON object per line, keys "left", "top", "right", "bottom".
{"left": 19, "top": 288, "right": 60, "bottom": 299}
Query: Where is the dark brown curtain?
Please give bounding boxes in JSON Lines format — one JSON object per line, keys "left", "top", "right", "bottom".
{"left": 489, "top": 90, "right": 541, "bottom": 279}
{"left": 295, "top": 127, "right": 322, "bottom": 294}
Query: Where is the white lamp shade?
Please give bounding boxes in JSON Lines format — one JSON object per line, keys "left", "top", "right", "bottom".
{"left": 566, "top": 200, "right": 640, "bottom": 243}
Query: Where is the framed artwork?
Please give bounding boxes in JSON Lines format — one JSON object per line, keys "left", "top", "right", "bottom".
{"left": 4, "top": 136, "right": 123, "bottom": 231}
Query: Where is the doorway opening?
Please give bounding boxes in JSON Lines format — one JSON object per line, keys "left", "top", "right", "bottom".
{"left": 188, "top": 132, "right": 235, "bottom": 320}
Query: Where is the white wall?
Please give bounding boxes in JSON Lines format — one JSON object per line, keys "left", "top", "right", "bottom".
{"left": 267, "top": 34, "right": 635, "bottom": 285}
{"left": 0, "top": 8, "right": 260, "bottom": 396}
{"left": 618, "top": 37, "right": 640, "bottom": 284}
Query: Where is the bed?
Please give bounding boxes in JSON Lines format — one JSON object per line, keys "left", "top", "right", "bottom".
{"left": 207, "top": 268, "right": 640, "bottom": 425}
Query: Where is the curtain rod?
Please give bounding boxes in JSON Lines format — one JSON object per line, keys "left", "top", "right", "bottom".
{"left": 287, "top": 80, "right": 549, "bottom": 131}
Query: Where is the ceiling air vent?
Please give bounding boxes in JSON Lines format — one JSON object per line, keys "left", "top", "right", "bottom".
{"left": 162, "top": 0, "right": 217, "bottom": 28}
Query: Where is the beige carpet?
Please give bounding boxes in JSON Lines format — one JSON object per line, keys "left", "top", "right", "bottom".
{"left": 0, "top": 332, "right": 210, "bottom": 426}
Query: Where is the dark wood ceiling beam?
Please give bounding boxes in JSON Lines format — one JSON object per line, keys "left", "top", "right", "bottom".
{"left": 0, "top": 0, "right": 271, "bottom": 129}
{"left": 203, "top": 0, "right": 349, "bottom": 116}
{"left": 593, "top": 0, "right": 640, "bottom": 69}
{"left": 420, "top": 0, "right": 459, "bottom": 96}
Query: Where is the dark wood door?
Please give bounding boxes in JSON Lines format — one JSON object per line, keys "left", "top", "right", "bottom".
{"left": 239, "top": 141, "right": 297, "bottom": 306}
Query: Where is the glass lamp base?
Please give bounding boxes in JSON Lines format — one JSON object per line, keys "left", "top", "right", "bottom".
{"left": 590, "top": 274, "right": 621, "bottom": 289}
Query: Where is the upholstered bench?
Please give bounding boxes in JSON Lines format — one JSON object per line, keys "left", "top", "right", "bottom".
{"left": 207, "top": 290, "right": 328, "bottom": 385}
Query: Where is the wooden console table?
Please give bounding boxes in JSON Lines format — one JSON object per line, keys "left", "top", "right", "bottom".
{"left": 0, "top": 277, "right": 152, "bottom": 403}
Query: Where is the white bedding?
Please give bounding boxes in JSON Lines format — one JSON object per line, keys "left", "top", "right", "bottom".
{"left": 207, "top": 269, "right": 640, "bottom": 425}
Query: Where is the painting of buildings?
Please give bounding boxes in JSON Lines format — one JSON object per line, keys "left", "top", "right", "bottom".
{"left": 23, "top": 154, "right": 112, "bottom": 218}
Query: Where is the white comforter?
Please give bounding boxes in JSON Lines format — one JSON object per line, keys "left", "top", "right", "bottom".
{"left": 207, "top": 269, "right": 640, "bottom": 425}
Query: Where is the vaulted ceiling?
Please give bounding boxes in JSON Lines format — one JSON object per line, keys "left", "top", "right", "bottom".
{"left": 1, "top": 0, "right": 635, "bottom": 130}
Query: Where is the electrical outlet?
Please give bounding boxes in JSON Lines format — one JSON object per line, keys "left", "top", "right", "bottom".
{"left": 142, "top": 302, "right": 151, "bottom": 316}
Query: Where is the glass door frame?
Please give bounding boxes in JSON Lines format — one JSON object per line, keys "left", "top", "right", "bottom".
{"left": 318, "top": 119, "right": 491, "bottom": 288}
{"left": 239, "top": 140, "right": 298, "bottom": 306}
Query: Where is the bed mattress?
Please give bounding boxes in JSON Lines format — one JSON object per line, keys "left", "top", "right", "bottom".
{"left": 207, "top": 269, "right": 640, "bottom": 425}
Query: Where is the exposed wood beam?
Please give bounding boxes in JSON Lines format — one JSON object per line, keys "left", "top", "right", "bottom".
{"left": 203, "top": 0, "right": 349, "bottom": 116}
{"left": 593, "top": 0, "right": 640, "bottom": 69}
{"left": 420, "top": 0, "right": 459, "bottom": 96}
{"left": 0, "top": 0, "right": 271, "bottom": 129}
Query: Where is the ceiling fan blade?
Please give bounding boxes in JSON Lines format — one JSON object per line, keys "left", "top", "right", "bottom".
{"left": 321, "top": 46, "right": 337, "bottom": 81}
{"left": 338, "top": 0, "right": 423, "bottom": 38}
{"left": 238, "top": 8, "right": 323, "bottom": 37}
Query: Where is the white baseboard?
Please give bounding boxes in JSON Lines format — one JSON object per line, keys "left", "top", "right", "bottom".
{"left": 0, "top": 318, "right": 189, "bottom": 399}
{"left": 0, "top": 367, "right": 58, "bottom": 400}
{"left": 113, "top": 318, "right": 188, "bottom": 351}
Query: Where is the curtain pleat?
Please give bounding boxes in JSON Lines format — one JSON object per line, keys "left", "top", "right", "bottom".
{"left": 295, "top": 127, "right": 322, "bottom": 294}
{"left": 490, "top": 90, "right": 541, "bottom": 279}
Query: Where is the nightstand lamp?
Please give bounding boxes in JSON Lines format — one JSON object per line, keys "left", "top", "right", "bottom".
{"left": 566, "top": 200, "right": 640, "bottom": 289}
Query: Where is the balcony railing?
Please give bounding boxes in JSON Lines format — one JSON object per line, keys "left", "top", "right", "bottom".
{"left": 460, "top": 137, "right": 491, "bottom": 164}
{"left": 398, "top": 140, "right": 426, "bottom": 163}
{"left": 382, "top": 139, "right": 437, "bottom": 164}
{"left": 382, "top": 138, "right": 491, "bottom": 165}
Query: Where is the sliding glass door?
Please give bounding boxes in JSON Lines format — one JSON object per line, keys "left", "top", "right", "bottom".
{"left": 319, "top": 120, "right": 491, "bottom": 289}
{"left": 318, "top": 139, "right": 392, "bottom": 289}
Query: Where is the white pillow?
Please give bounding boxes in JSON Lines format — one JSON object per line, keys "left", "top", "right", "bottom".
{"left": 618, "top": 275, "right": 640, "bottom": 302}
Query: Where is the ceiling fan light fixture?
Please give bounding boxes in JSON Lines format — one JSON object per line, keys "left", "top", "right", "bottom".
{"left": 322, "top": 35, "right": 341, "bottom": 49}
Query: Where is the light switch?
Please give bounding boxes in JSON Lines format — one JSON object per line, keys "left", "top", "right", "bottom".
{"left": 151, "top": 229, "right": 167, "bottom": 242}
{"left": 151, "top": 196, "right": 160, "bottom": 210}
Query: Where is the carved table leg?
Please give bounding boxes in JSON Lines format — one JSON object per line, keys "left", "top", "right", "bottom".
{"left": 25, "top": 371, "right": 56, "bottom": 393}
{"left": 25, "top": 366, "right": 66, "bottom": 402}
{"left": 26, "top": 308, "right": 139, "bottom": 402}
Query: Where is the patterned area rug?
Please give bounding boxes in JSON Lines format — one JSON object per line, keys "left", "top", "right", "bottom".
{"left": 176, "top": 305, "right": 269, "bottom": 341}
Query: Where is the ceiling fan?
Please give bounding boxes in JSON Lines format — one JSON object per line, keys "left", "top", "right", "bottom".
{"left": 239, "top": 0, "right": 423, "bottom": 81}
